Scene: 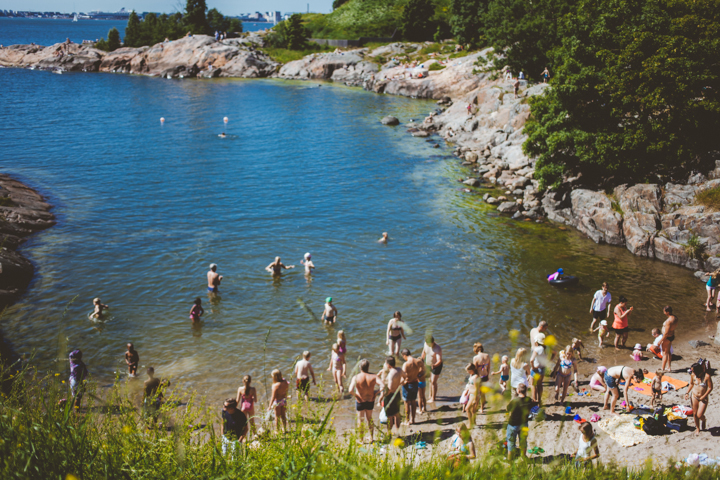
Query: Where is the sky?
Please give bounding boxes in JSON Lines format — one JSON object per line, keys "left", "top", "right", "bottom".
{"left": 4, "top": 0, "right": 335, "bottom": 15}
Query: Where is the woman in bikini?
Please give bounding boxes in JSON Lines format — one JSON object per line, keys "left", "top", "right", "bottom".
{"left": 236, "top": 375, "right": 257, "bottom": 434}
{"left": 553, "top": 346, "right": 578, "bottom": 404}
{"left": 386, "top": 312, "right": 406, "bottom": 356}
{"left": 327, "top": 343, "right": 346, "bottom": 394}
{"left": 464, "top": 363, "right": 480, "bottom": 428}
{"left": 269, "top": 369, "right": 289, "bottom": 431}
{"left": 472, "top": 343, "right": 491, "bottom": 413}
{"left": 684, "top": 363, "right": 713, "bottom": 436}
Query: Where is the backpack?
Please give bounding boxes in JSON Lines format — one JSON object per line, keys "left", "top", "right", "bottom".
{"left": 642, "top": 416, "right": 667, "bottom": 436}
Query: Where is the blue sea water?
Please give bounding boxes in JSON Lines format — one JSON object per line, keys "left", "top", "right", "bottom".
{"left": 0, "top": 21, "right": 707, "bottom": 413}
{"left": 0, "top": 17, "right": 270, "bottom": 47}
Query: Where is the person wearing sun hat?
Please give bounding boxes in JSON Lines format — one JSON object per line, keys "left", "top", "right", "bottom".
{"left": 321, "top": 297, "right": 338, "bottom": 325}
{"left": 631, "top": 343, "right": 644, "bottom": 362}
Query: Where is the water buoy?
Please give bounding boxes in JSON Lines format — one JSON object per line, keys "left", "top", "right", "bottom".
{"left": 223, "top": 116, "right": 229, "bottom": 123}
{"left": 160, "top": 117, "right": 165, "bottom": 123}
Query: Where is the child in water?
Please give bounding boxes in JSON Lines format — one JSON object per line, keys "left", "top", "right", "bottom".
{"left": 547, "top": 268, "right": 564, "bottom": 282}
{"left": 571, "top": 338, "right": 585, "bottom": 360}
{"left": 91, "top": 298, "right": 109, "bottom": 319}
{"left": 490, "top": 355, "right": 510, "bottom": 393}
{"left": 630, "top": 343, "right": 644, "bottom": 362}
{"left": 301, "top": 252, "right": 315, "bottom": 274}
{"left": 592, "top": 320, "right": 610, "bottom": 347}
{"left": 189, "top": 298, "right": 204, "bottom": 323}
{"left": 337, "top": 331, "right": 347, "bottom": 355}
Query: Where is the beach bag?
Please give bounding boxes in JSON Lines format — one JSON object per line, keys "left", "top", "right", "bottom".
{"left": 379, "top": 408, "right": 388, "bottom": 424}
{"left": 642, "top": 417, "right": 667, "bottom": 436}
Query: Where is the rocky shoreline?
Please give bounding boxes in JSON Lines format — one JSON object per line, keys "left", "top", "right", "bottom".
{"left": 2, "top": 37, "right": 718, "bottom": 279}
{"left": 0, "top": 174, "right": 56, "bottom": 366}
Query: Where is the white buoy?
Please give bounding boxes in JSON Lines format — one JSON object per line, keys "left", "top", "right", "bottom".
{"left": 160, "top": 117, "right": 165, "bottom": 123}
{"left": 223, "top": 116, "right": 229, "bottom": 124}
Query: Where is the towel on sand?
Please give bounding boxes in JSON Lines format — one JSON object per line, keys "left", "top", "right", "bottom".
{"left": 627, "top": 372, "right": 688, "bottom": 396}
{"left": 597, "top": 415, "right": 651, "bottom": 447}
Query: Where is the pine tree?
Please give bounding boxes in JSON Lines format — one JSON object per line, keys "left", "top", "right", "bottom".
{"left": 124, "top": 11, "right": 141, "bottom": 47}
{"left": 184, "top": 0, "right": 210, "bottom": 35}
{"left": 107, "top": 28, "right": 121, "bottom": 51}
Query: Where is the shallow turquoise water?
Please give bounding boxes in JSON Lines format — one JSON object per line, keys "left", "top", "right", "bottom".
{"left": 0, "top": 62, "right": 709, "bottom": 407}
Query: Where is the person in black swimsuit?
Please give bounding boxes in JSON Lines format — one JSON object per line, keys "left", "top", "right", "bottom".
{"left": 386, "top": 311, "right": 406, "bottom": 355}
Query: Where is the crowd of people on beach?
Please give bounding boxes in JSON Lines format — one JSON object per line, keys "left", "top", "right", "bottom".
{"left": 65, "top": 242, "right": 714, "bottom": 463}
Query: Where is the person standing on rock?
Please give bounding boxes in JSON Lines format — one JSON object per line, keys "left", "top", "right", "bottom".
{"left": 207, "top": 263, "right": 223, "bottom": 293}
{"left": 541, "top": 67, "right": 550, "bottom": 83}
{"left": 661, "top": 306, "right": 678, "bottom": 372}
{"left": 266, "top": 257, "right": 295, "bottom": 276}
{"left": 612, "top": 296, "right": 633, "bottom": 350}
{"left": 589, "top": 282, "right": 612, "bottom": 333}
{"left": 513, "top": 78, "right": 520, "bottom": 98}
{"left": 348, "top": 359, "right": 378, "bottom": 443}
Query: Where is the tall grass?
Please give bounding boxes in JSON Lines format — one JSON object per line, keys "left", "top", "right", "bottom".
{"left": 1, "top": 360, "right": 716, "bottom": 479}
{"left": 695, "top": 185, "right": 720, "bottom": 210}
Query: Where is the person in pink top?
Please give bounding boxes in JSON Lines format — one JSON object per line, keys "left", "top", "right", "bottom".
{"left": 612, "top": 296, "right": 633, "bottom": 350}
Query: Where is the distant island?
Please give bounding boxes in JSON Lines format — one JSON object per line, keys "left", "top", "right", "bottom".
{"left": 0, "top": 8, "right": 295, "bottom": 23}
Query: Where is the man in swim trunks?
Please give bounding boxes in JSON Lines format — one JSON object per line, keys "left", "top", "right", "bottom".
{"left": 349, "top": 359, "right": 378, "bottom": 443}
{"left": 381, "top": 356, "right": 404, "bottom": 434}
{"left": 265, "top": 256, "right": 295, "bottom": 276}
{"left": 321, "top": 297, "right": 338, "bottom": 325}
{"left": 293, "top": 351, "right": 316, "bottom": 401}
{"left": 400, "top": 349, "right": 423, "bottom": 425}
{"left": 207, "top": 263, "right": 223, "bottom": 293}
{"left": 529, "top": 321, "right": 548, "bottom": 349}
{"left": 125, "top": 343, "right": 139, "bottom": 377}
{"left": 661, "top": 306, "right": 678, "bottom": 372}
{"left": 421, "top": 336, "right": 443, "bottom": 404}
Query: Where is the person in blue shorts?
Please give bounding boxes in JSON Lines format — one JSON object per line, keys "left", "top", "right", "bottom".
{"left": 401, "top": 349, "right": 423, "bottom": 425}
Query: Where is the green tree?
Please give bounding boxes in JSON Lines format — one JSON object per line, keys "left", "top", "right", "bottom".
{"left": 484, "top": 0, "right": 575, "bottom": 80}
{"left": 449, "top": 0, "right": 487, "bottom": 48}
{"left": 285, "top": 14, "right": 307, "bottom": 49}
{"left": 124, "top": 10, "right": 141, "bottom": 47}
{"left": 207, "top": 8, "right": 243, "bottom": 35}
{"left": 523, "top": 0, "right": 720, "bottom": 190}
{"left": 184, "top": 0, "right": 210, "bottom": 34}
{"left": 107, "top": 27, "right": 121, "bottom": 50}
{"left": 333, "top": 0, "right": 350, "bottom": 8}
{"left": 401, "top": 0, "right": 436, "bottom": 41}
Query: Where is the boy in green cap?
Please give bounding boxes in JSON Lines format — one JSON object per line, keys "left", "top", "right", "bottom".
{"left": 322, "top": 297, "right": 338, "bottom": 325}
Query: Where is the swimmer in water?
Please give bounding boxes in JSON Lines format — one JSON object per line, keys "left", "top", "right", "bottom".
{"left": 301, "top": 252, "right": 315, "bottom": 274}
{"left": 265, "top": 257, "right": 295, "bottom": 276}
{"left": 190, "top": 297, "right": 204, "bottom": 322}
{"left": 125, "top": 343, "right": 139, "bottom": 377}
{"left": 207, "top": 263, "right": 223, "bottom": 293}
{"left": 91, "top": 298, "right": 109, "bottom": 319}
{"left": 378, "top": 232, "right": 389, "bottom": 243}
{"left": 321, "top": 297, "right": 338, "bottom": 325}
{"left": 218, "top": 132, "right": 226, "bottom": 138}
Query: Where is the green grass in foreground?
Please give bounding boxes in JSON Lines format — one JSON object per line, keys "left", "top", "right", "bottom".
{"left": 695, "top": 185, "right": 720, "bottom": 210}
{"left": 1, "top": 363, "right": 716, "bottom": 479}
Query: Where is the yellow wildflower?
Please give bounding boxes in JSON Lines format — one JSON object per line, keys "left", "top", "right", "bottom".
{"left": 66, "top": 475, "right": 79, "bottom": 480}
{"left": 55, "top": 373, "right": 60, "bottom": 376}
{"left": 544, "top": 335, "right": 557, "bottom": 348}
{"left": 393, "top": 438, "right": 405, "bottom": 448}
{"left": 480, "top": 386, "right": 492, "bottom": 394}
{"left": 492, "top": 353, "right": 500, "bottom": 364}
{"left": 508, "top": 329, "right": 520, "bottom": 342}
{"left": 122, "top": 425, "right": 131, "bottom": 434}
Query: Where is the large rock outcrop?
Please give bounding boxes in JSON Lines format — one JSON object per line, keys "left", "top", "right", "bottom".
{"left": 0, "top": 36, "right": 279, "bottom": 78}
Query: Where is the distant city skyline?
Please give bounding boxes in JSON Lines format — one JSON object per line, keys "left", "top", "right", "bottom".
{"left": 0, "top": 0, "right": 334, "bottom": 16}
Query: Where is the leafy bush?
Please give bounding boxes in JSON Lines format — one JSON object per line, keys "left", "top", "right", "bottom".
{"left": 429, "top": 62, "right": 445, "bottom": 70}
{"left": 266, "top": 14, "right": 308, "bottom": 50}
{"left": 685, "top": 234, "right": 708, "bottom": 262}
{"left": 523, "top": 0, "right": 720, "bottom": 190}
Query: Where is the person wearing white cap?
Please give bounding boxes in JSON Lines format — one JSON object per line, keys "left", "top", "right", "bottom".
{"left": 630, "top": 343, "right": 644, "bottom": 362}
{"left": 592, "top": 320, "right": 610, "bottom": 347}
{"left": 301, "top": 253, "right": 315, "bottom": 274}
{"left": 207, "top": 263, "right": 223, "bottom": 293}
